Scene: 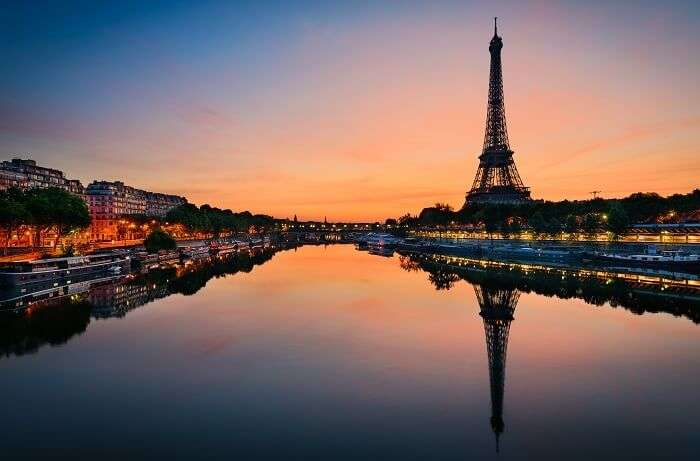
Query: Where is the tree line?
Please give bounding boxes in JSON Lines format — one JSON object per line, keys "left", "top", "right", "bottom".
{"left": 165, "top": 203, "right": 276, "bottom": 237}
{"left": 397, "top": 189, "right": 700, "bottom": 239}
{"left": 0, "top": 187, "right": 90, "bottom": 254}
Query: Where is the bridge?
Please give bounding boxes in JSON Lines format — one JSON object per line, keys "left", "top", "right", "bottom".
{"left": 280, "top": 221, "right": 391, "bottom": 243}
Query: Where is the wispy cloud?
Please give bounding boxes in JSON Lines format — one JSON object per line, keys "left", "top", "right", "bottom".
{"left": 541, "top": 117, "right": 700, "bottom": 171}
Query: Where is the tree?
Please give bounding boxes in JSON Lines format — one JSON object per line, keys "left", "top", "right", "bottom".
{"left": 202, "top": 205, "right": 226, "bottom": 237}
{"left": 50, "top": 189, "right": 90, "bottom": 247}
{"left": 500, "top": 219, "right": 511, "bottom": 239}
{"left": 395, "top": 188, "right": 700, "bottom": 232}
{"left": 480, "top": 206, "right": 501, "bottom": 239}
{"left": 564, "top": 215, "right": 579, "bottom": 240}
{"left": 419, "top": 206, "right": 452, "bottom": 226}
{"left": 398, "top": 214, "right": 414, "bottom": 226}
{"left": 434, "top": 202, "right": 453, "bottom": 212}
{"left": 546, "top": 218, "right": 562, "bottom": 240}
{"left": 0, "top": 189, "right": 29, "bottom": 255}
{"left": 398, "top": 255, "right": 421, "bottom": 272}
{"left": 428, "top": 269, "right": 460, "bottom": 290}
{"left": 166, "top": 203, "right": 209, "bottom": 234}
{"left": 24, "top": 189, "right": 52, "bottom": 247}
{"left": 583, "top": 213, "right": 600, "bottom": 240}
{"left": 24, "top": 188, "right": 90, "bottom": 248}
{"left": 144, "top": 229, "right": 177, "bottom": 254}
{"left": 528, "top": 212, "right": 547, "bottom": 238}
{"left": 509, "top": 219, "right": 522, "bottom": 239}
{"left": 606, "top": 202, "right": 630, "bottom": 240}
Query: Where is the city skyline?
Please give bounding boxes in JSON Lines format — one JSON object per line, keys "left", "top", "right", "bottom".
{"left": 2, "top": 1, "right": 700, "bottom": 221}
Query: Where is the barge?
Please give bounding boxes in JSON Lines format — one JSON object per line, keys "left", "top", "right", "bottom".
{"left": 591, "top": 248, "right": 700, "bottom": 269}
{"left": 0, "top": 271, "right": 123, "bottom": 311}
{"left": 484, "top": 244, "right": 584, "bottom": 263}
{"left": 0, "top": 253, "right": 130, "bottom": 287}
{"left": 180, "top": 246, "right": 210, "bottom": 261}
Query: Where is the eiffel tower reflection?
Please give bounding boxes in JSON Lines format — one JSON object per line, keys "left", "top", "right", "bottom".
{"left": 474, "top": 283, "right": 520, "bottom": 453}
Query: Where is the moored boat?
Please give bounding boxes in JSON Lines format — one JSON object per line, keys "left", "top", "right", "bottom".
{"left": 234, "top": 240, "right": 250, "bottom": 251}
{"left": 356, "top": 233, "right": 403, "bottom": 250}
{"left": 134, "top": 251, "right": 159, "bottom": 269}
{"left": 0, "top": 271, "right": 123, "bottom": 311}
{"left": 484, "top": 244, "right": 583, "bottom": 262}
{"left": 131, "top": 249, "right": 179, "bottom": 269}
{"left": 0, "top": 253, "right": 130, "bottom": 287}
{"left": 157, "top": 250, "right": 180, "bottom": 264}
{"left": 180, "top": 245, "right": 210, "bottom": 260}
{"left": 592, "top": 248, "right": 700, "bottom": 269}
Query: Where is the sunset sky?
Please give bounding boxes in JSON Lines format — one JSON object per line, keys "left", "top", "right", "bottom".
{"left": 2, "top": 1, "right": 699, "bottom": 221}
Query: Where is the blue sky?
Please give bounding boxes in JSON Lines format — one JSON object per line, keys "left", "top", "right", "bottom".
{"left": 2, "top": 1, "right": 700, "bottom": 219}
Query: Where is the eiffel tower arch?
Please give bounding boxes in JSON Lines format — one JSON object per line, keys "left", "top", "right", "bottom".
{"left": 464, "top": 18, "right": 531, "bottom": 207}
{"left": 474, "top": 283, "right": 520, "bottom": 452}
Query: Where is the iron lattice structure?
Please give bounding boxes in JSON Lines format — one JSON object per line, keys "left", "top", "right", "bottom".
{"left": 465, "top": 18, "right": 531, "bottom": 206}
{"left": 475, "top": 284, "right": 520, "bottom": 452}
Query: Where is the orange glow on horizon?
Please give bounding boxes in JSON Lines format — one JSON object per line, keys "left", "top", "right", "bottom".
{"left": 5, "top": 6, "right": 699, "bottom": 221}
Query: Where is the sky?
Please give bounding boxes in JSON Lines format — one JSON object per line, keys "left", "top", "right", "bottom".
{"left": 2, "top": 0, "right": 699, "bottom": 221}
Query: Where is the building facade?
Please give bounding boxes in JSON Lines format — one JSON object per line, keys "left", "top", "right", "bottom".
{"left": 0, "top": 169, "right": 29, "bottom": 190}
{"left": 86, "top": 181, "right": 147, "bottom": 220}
{"left": 86, "top": 180, "right": 186, "bottom": 241}
{"left": 145, "top": 191, "right": 187, "bottom": 217}
{"left": 0, "top": 157, "right": 192, "bottom": 246}
{"left": 0, "top": 158, "right": 84, "bottom": 194}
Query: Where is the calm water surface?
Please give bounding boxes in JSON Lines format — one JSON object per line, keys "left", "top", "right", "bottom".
{"left": 1, "top": 245, "right": 699, "bottom": 460}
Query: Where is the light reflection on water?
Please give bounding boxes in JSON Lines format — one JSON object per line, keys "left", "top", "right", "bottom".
{"left": 1, "top": 244, "right": 698, "bottom": 460}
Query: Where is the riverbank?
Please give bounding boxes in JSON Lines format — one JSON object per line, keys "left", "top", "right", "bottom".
{"left": 0, "top": 236, "right": 260, "bottom": 263}
{"left": 352, "top": 233, "right": 700, "bottom": 275}
{"left": 411, "top": 225, "right": 700, "bottom": 245}
{"left": 440, "top": 238, "right": 698, "bottom": 254}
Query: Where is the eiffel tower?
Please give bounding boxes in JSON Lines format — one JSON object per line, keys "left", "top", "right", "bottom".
{"left": 475, "top": 283, "right": 519, "bottom": 453}
{"left": 464, "top": 18, "right": 531, "bottom": 206}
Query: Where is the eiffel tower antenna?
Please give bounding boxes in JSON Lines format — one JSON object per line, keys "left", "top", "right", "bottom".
{"left": 464, "top": 19, "right": 531, "bottom": 207}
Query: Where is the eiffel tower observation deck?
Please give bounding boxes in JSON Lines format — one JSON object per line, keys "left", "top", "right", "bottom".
{"left": 464, "top": 18, "right": 531, "bottom": 206}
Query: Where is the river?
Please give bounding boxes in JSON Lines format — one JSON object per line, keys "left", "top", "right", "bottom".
{"left": 1, "top": 244, "right": 698, "bottom": 459}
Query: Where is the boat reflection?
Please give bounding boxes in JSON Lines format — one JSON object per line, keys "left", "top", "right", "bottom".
{"left": 0, "top": 298, "right": 92, "bottom": 358}
{"left": 0, "top": 247, "right": 281, "bottom": 358}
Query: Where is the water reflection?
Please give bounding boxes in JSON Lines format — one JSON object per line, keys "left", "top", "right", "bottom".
{"left": 0, "top": 244, "right": 698, "bottom": 458}
{"left": 0, "top": 248, "right": 280, "bottom": 357}
{"left": 395, "top": 250, "right": 700, "bottom": 454}
{"left": 399, "top": 252, "right": 700, "bottom": 324}
{"left": 0, "top": 298, "right": 92, "bottom": 358}
{"left": 476, "top": 283, "right": 518, "bottom": 453}
{"left": 90, "top": 248, "right": 277, "bottom": 319}
{"left": 4, "top": 246, "right": 698, "bottom": 362}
